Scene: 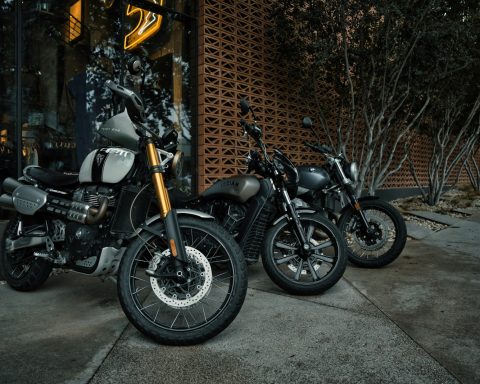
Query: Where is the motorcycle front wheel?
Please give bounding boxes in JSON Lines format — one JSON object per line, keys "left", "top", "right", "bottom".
{"left": 337, "top": 199, "right": 407, "bottom": 268}
{"left": 117, "top": 216, "right": 248, "bottom": 345}
{"left": 262, "top": 214, "right": 347, "bottom": 295}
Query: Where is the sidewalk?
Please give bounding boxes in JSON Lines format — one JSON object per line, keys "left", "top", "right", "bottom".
{"left": 1, "top": 211, "right": 479, "bottom": 384}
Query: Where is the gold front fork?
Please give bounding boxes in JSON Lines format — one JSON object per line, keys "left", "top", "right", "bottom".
{"left": 146, "top": 141, "right": 171, "bottom": 218}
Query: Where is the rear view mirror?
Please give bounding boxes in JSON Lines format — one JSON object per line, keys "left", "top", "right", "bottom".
{"left": 240, "top": 98, "right": 250, "bottom": 116}
{"left": 302, "top": 117, "right": 313, "bottom": 129}
{"left": 162, "top": 127, "right": 178, "bottom": 145}
{"left": 127, "top": 56, "right": 143, "bottom": 75}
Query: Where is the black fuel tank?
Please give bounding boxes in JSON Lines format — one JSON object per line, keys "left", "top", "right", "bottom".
{"left": 201, "top": 175, "right": 261, "bottom": 203}
{"left": 297, "top": 166, "right": 331, "bottom": 191}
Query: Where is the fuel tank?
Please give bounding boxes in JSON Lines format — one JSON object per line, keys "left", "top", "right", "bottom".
{"left": 201, "top": 175, "right": 261, "bottom": 203}
{"left": 297, "top": 165, "right": 331, "bottom": 192}
{"left": 79, "top": 147, "right": 135, "bottom": 184}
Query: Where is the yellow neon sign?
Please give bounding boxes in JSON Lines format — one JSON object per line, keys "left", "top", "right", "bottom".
{"left": 124, "top": 0, "right": 164, "bottom": 51}
{"left": 69, "top": 0, "right": 82, "bottom": 42}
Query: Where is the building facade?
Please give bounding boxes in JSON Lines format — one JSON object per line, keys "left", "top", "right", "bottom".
{"left": 1, "top": 0, "right": 196, "bottom": 191}
{"left": 1, "top": 0, "right": 477, "bottom": 209}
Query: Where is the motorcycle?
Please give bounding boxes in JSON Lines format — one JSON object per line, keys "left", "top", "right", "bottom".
{"left": 170, "top": 99, "right": 347, "bottom": 295}
{"left": 0, "top": 64, "right": 248, "bottom": 345}
{"left": 295, "top": 117, "right": 407, "bottom": 268}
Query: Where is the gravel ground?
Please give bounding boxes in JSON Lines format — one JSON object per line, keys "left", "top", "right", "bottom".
{"left": 391, "top": 187, "right": 480, "bottom": 230}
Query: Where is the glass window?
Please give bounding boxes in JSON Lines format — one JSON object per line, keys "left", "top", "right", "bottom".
{"left": 0, "top": 0, "right": 17, "bottom": 183}
{"left": 17, "top": 0, "right": 195, "bottom": 191}
{"left": 123, "top": 0, "right": 196, "bottom": 191}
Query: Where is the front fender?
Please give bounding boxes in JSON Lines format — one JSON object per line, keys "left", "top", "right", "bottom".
{"left": 358, "top": 196, "right": 380, "bottom": 202}
{"left": 145, "top": 209, "right": 214, "bottom": 225}
{"left": 129, "top": 209, "right": 215, "bottom": 239}
{"left": 339, "top": 195, "right": 380, "bottom": 216}
{"left": 271, "top": 208, "right": 317, "bottom": 226}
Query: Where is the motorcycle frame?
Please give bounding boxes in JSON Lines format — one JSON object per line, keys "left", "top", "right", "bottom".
{"left": 315, "top": 156, "right": 373, "bottom": 233}
{"left": 246, "top": 129, "right": 311, "bottom": 253}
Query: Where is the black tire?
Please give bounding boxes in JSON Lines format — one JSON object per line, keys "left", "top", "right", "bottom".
{"left": 117, "top": 216, "right": 248, "bottom": 345}
{"left": 262, "top": 214, "right": 347, "bottom": 295}
{"left": 337, "top": 199, "right": 407, "bottom": 268}
{"left": 0, "top": 216, "right": 52, "bottom": 291}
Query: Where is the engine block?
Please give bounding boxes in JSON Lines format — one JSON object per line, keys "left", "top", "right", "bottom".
{"left": 73, "top": 185, "right": 117, "bottom": 207}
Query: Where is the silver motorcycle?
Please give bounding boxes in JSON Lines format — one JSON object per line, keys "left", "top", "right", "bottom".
{"left": 0, "top": 64, "right": 247, "bottom": 345}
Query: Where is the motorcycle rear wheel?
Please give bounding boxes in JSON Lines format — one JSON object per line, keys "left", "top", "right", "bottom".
{"left": 337, "top": 199, "right": 407, "bottom": 268}
{"left": 0, "top": 216, "right": 52, "bottom": 291}
{"left": 117, "top": 216, "right": 248, "bottom": 345}
{"left": 262, "top": 214, "right": 346, "bottom": 295}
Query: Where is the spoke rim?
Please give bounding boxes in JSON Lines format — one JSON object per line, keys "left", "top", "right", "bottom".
{"left": 271, "top": 218, "right": 338, "bottom": 286}
{"left": 128, "top": 225, "right": 236, "bottom": 332}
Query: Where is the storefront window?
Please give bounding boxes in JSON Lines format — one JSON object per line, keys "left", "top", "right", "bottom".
{"left": 123, "top": 0, "right": 195, "bottom": 190}
{"left": 15, "top": 0, "right": 195, "bottom": 190}
{"left": 0, "top": 0, "right": 17, "bottom": 182}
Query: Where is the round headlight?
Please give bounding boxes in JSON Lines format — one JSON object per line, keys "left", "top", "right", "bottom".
{"left": 343, "top": 161, "right": 358, "bottom": 183}
{"left": 171, "top": 151, "right": 184, "bottom": 179}
{"left": 349, "top": 162, "right": 359, "bottom": 183}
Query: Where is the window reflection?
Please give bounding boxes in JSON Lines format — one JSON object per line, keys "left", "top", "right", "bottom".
{"left": 0, "top": 1, "right": 17, "bottom": 182}
{"left": 15, "top": 0, "right": 194, "bottom": 191}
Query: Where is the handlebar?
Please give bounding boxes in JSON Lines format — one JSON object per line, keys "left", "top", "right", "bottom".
{"left": 105, "top": 80, "right": 146, "bottom": 124}
{"left": 105, "top": 80, "right": 137, "bottom": 100}
{"left": 240, "top": 119, "right": 262, "bottom": 141}
{"left": 304, "top": 141, "right": 333, "bottom": 155}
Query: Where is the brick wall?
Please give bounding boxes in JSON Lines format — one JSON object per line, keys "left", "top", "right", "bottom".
{"left": 197, "top": 0, "right": 480, "bottom": 192}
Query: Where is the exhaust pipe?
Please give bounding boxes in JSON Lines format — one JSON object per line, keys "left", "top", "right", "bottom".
{"left": 6, "top": 183, "right": 108, "bottom": 224}
{"left": 0, "top": 194, "right": 15, "bottom": 211}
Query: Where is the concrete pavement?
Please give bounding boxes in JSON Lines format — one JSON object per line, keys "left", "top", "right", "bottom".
{"left": 1, "top": 212, "right": 479, "bottom": 384}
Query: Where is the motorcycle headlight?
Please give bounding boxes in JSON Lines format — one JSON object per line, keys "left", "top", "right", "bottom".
{"left": 343, "top": 161, "right": 359, "bottom": 183}
{"left": 171, "top": 151, "right": 184, "bottom": 179}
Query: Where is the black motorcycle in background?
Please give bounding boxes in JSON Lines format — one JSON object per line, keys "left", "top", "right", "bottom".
{"left": 171, "top": 99, "right": 347, "bottom": 295}
{"left": 295, "top": 117, "right": 407, "bottom": 268}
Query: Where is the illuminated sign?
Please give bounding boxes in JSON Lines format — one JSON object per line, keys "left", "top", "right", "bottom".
{"left": 124, "top": 0, "right": 164, "bottom": 51}
{"left": 69, "top": 0, "right": 82, "bottom": 42}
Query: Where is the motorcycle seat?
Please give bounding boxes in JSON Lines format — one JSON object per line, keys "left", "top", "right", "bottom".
{"left": 24, "top": 166, "right": 79, "bottom": 187}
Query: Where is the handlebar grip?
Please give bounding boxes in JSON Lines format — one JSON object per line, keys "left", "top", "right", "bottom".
{"left": 105, "top": 80, "right": 135, "bottom": 100}
{"left": 304, "top": 141, "right": 317, "bottom": 150}
{"left": 304, "top": 141, "right": 333, "bottom": 154}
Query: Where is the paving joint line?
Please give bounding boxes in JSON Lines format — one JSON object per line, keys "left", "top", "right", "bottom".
{"left": 86, "top": 322, "right": 132, "bottom": 383}
{"left": 342, "top": 276, "right": 463, "bottom": 384}
{"left": 247, "top": 282, "right": 381, "bottom": 318}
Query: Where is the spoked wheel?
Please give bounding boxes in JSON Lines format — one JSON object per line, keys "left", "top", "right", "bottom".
{"left": 0, "top": 216, "right": 52, "bottom": 291}
{"left": 337, "top": 199, "right": 407, "bottom": 268}
{"left": 117, "top": 216, "right": 248, "bottom": 345}
{"left": 262, "top": 213, "right": 346, "bottom": 295}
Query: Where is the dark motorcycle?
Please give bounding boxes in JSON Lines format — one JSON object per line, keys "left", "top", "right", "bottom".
{"left": 171, "top": 99, "right": 347, "bottom": 295}
{"left": 295, "top": 117, "right": 407, "bottom": 268}
{"left": 0, "top": 63, "right": 248, "bottom": 345}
